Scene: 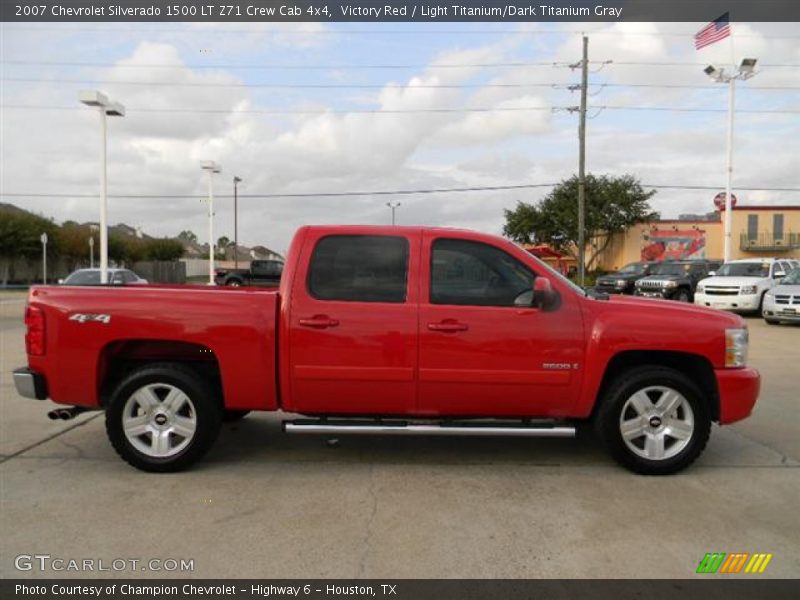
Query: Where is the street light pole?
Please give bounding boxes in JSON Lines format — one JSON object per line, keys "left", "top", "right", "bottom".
{"left": 89, "top": 235, "right": 94, "bottom": 268}
{"left": 386, "top": 201, "right": 401, "bottom": 225}
{"left": 233, "top": 176, "right": 242, "bottom": 270}
{"left": 79, "top": 91, "right": 125, "bottom": 284}
{"left": 201, "top": 161, "right": 222, "bottom": 285}
{"left": 40, "top": 233, "right": 48, "bottom": 284}
{"left": 703, "top": 58, "right": 757, "bottom": 262}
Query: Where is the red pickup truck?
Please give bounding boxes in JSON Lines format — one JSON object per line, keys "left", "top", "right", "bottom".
{"left": 14, "top": 225, "right": 760, "bottom": 474}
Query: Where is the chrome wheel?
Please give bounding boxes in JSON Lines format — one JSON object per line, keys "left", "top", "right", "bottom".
{"left": 122, "top": 383, "right": 197, "bottom": 458}
{"left": 619, "top": 386, "right": 694, "bottom": 461}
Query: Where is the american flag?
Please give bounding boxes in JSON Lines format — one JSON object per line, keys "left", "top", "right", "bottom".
{"left": 695, "top": 13, "right": 731, "bottom": 49}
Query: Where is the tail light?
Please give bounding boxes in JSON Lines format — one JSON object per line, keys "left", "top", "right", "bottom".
{"left": 25, "top": 305, "right": 46, "bottom": 356}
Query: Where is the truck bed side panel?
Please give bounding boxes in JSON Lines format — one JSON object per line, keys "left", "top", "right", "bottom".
{"left": 27, "top": 285, "right": 278, "bottom": 411}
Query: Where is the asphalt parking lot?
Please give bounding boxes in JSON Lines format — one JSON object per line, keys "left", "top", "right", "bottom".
{"left": 1, "top": 291, "right": 798, "bottom": 579}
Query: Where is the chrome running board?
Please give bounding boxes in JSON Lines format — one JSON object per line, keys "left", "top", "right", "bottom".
{"left": 283, "top": 419, "right": 575, "bottom": 438}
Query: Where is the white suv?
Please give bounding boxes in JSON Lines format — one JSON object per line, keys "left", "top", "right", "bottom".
{"left": 694, "top": 258, "right": 794, "bottom": 314}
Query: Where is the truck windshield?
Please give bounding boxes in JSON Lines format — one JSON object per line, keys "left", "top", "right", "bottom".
{"left": 651, "top": 263, "right": 689, "bottom": 276}
{"left": 716, "top": 263, "right": 770, "bottom": 278}
{"left": 618, "top": 263, "right": 647, "bottom": 274}
{"left": 63, "top": 271, "right": 102, "bottom": 285}
{"left": 779, "top": 269, "right": 800, "bottom": 285}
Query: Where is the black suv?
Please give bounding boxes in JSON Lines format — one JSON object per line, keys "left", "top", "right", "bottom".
{"left": 595, "top": 262, "right": 656, "bottom": 295}
{"left": 633, "top": 260, "right": 720, "bottom": 302}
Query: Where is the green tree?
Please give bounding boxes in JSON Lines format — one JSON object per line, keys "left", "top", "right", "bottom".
{"left": 177, "top": 230, "right": 197, "bottom": 243}
{"left": 504, "top": 174, "right": 659, "bottom": 271}
{"left": 0, "top": 209, "right": 59, "bottom": 285}
{"left": 56, "top": 223, "right": 95, "bottom": 270}
{"left": 144, "top": 238, "right": 185, "bottom": 261}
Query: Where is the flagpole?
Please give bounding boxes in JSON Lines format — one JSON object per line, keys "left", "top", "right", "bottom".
{"left": 724, "top": 77, "right": 735, "bottom": 262}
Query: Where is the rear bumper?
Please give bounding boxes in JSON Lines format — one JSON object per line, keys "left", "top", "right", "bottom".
{"left": 13, "top": 367, "right": 48, "bottom": 400}
{"left": 716, "top": 367, "right": 760, "bottom": 424}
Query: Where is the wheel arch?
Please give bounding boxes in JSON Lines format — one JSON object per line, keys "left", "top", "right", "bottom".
{"left": 98, "top": 339, "right": 222, "bottom": 408}
{"left": 591, "top": 350, "right": 719, "bottom": 422}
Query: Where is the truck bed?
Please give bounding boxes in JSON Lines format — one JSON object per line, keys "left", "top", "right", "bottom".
{"left": 26, "top": 285, "right": 279, "bottom": 411}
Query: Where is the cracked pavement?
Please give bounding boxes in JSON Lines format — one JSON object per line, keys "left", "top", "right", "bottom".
{"left": 1, "top": 291, "right": 798, "bottom": 578}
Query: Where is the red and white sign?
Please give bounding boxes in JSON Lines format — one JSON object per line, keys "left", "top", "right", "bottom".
{"left": 714, "top": 192, "right": 738, "bottom": 210}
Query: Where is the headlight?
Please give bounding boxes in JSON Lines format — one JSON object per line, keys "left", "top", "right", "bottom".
{"left": 664, "top": 281, "right": 678, "bottom": 288}
{"left": 697, "top": 284, "right": 705, "bottom": 294}
{"left": 725, "top": 328, "right": 749, "bottom": 368}
{"left": 765, "top": 290, "right": 774, "bottom": 298}
{"left": 615, "top": 279, "right": 627, "bottom": 288}
{"left": 740, "top": 285, "right": 758, "bottom": 295}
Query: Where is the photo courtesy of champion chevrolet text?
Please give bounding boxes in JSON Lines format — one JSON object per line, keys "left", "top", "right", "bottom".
{"left": 0, "top": 1, "right": 798, "bottom": 598}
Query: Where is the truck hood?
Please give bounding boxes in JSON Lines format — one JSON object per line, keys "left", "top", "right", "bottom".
{"left": 770, "top": 283, "right": 800, "bottom": 295}
{"left": 597, "top": 273, "right": 641, "bottom": 283}
{"left": 699, "top": 276, "right": 769, "bottom": 287}
{"left": 604, "top": 293, "right": 743, "bottom": 326}
{"left": 636, "top": 274, "right": 686, "bottom": 283}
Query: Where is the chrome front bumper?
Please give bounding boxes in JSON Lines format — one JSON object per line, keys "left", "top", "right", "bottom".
{"left": 13, "top": 368, "right": 48, "bottom": 400}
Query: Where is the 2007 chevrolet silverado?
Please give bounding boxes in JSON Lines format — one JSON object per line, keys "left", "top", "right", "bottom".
{"left": 13, "top": 225, "right": 760, "bottom": 474}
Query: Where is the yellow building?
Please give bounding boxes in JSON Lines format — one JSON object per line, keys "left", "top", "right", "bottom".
{"left": 596, "top": 205, "right": 800, "bottom": 272}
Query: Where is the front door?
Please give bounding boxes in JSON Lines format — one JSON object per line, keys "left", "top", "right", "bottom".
{"left": 285, "top": 230, "right": 420, "bottom": 415}
{"left": 417, "top": 234, "right": 585, "bottom": 418}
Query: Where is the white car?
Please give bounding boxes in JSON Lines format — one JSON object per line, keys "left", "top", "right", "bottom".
{"left": 694, "top": 258, "right": 794, "bottom": 314}
{"left": 763, "top": 267, "right": 800, "bottom": 324}
{"left": 60, "top": 268, "right": 148, "bottom": 286}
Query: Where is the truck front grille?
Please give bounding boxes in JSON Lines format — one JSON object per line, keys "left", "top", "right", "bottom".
{"left": 638, "top": 280, "right": 666, "bottom": 289}
{"left": 704, "top": 287, "right": 740, "bottom": 296}
{"left": 774, "top": 294, "right": 800, "bottom": 305}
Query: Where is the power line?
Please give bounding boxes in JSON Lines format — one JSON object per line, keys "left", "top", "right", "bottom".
{"left": 3, "top": 25, "right": 799, "bottom": 39}
{"left": 2, "top": 104, "right": 796, "bottom": 115}
{"left": 2, "top": 184, "right": 798, "bottom": 200}
{"left": 3, "top": 59, "right": 798, "bottom": 70}
{"left": 0, "top": 59, "right": 572, "bottom": 70}
{"left": 3, "top": 76, "right": 796, "bottom": 91}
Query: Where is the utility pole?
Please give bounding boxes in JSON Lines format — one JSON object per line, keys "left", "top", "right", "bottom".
{"left": 233, "top": 176, "right": 242, "bottom": 269}
{"left": 577, "top": 35, "right": 588, "bottom": 287}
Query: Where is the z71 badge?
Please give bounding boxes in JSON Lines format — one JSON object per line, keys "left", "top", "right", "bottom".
{"left": 69, "top": 313, "right": 111, "bottom": 324}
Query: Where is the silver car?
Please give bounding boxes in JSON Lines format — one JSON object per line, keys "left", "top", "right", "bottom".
{"left": 60, "top": 268, "right": 148, "bottom": 286}
{"left": 763, "top": 268, "right": 800, "bottom": 325}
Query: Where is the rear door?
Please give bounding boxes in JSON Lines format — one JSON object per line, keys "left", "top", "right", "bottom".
{"left": 285, "top": 230, "right": 420, "bottom": 415}
{"left": 417, "top": 233, "right": 585, "bottom": 418}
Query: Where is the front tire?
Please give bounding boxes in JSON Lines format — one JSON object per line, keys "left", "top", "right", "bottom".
{"left": 675, "top": 289, "right": 691, "bottom": 303}
{"left": 105, "top": 363, "right": 222, "bottom": 472}
{"left": 595, "top": 366, "right": 711, "bottom": 475}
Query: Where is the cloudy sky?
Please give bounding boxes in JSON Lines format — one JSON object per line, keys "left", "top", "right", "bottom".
{"left": 1, "top": 21, "right": 798, "bottom": 254}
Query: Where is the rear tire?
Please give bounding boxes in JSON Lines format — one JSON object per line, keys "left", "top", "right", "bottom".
{"left": 226, "top": 279, "right": 242, "bottom": 287}
{"left": 105, "top": 363, "right": 222, "bottom": 472}
{"left": 595, "top": 366, "right": 711, "bottom": 475}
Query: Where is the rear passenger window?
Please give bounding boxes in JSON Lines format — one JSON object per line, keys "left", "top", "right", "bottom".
{"left": 308, "top": 235, "right": 409, "bottom": 303}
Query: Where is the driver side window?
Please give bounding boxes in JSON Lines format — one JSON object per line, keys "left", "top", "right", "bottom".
{"left": 430, "top": 239, "right": 534, "bottom": 306}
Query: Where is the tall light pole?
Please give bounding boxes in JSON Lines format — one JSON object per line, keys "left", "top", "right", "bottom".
{"left": 704, "top": 58, "right": 757, "bottom": 262}
{"left": 40, "top": 233, "right": 48, "bottom": 284}
{"left": 89, "top": 235, "right": 94, "bottom": 268}
{"left": 386, "top": 201, "right": 401, "bottom": 225}
{"left": 233, "top": 176, "right": 242, "bottom": 269}
{"left": 79, "top": 91, "right": 125, "bottom": 284}
{"left": 201, "top": 161, "right": 221, "bottom": 285}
